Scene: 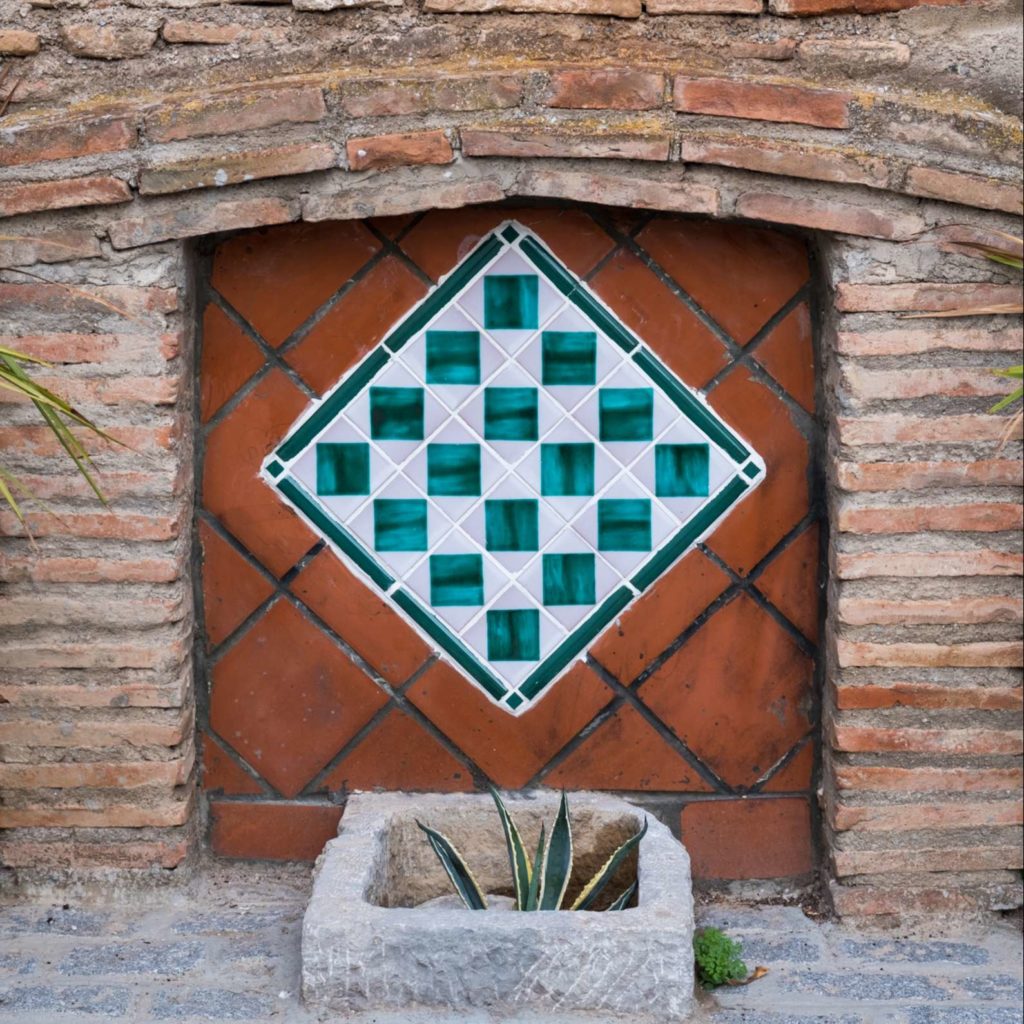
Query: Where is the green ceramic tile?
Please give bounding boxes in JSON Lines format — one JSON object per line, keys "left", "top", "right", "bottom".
{"left": 370, "top": 386, "right": 424, "bottom": 440}
{"left": 373, "top": 498, "right": 428, "bottom": 551}
{"left": 743, "top": 462, "right": 761, "bottom": 479}
{"left": 655, "top": 443, "right": 709, "bottom": 497}
{"left": 430, "top": 554, "right": 484, "bottom": 606}
{"left": 315, "top": 442, "right": 370, "bottom": 496}
{"left": 487, "top": 608, "right": 540, "bottom": 661}
{"left": 542, "top": 331, "right": 597, "bottom": 385}
{"left": 484, "top": 387, "right": 538, "bottom": 441}
{"left": 484, "top": 275, "right": 539, "bottom": 330}
{"left": 427, "top": 443, "right": 481, "bottom": 496}
{"left": 600, "top": 388, "right": 653, "bottom": 442}
{"left": 426, "top": 330, "right": 480, "bottom": 385}
{"left": 541, "top": 443, "right": 595, "bottom": 496}
{"left": 543, "top": 553, "right": 595, "bottom": 605}
{"left": 598, "top": 499, "right": 651, "bottom": 551}
{"left": 485, "top": 499, "right": 539, "bottom": 551}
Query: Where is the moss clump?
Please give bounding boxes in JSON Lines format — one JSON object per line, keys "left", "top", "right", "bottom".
{"left": 694, "top": 927, "right": 748, "bottom": 988}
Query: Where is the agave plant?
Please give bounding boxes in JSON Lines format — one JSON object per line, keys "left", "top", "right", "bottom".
{"left": 417, "top": 789, "right": 646, "bottom": 912}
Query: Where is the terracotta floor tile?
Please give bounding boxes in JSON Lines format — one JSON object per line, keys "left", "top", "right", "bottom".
{"left": 210, "top": 600, "right": 388, "bottom": 797}
{"left": 202, "top": 368, "right": 317, "bottom": 577}
{"left": 290, "top": 549, "right": 430, "bottom": 685}
{"left": 761, "top": 739, "right": 815, "bottom": 793}
{"left": 320, "top": 709, "right": 473, "bottom": 794}
{"left": 368, "top": 212, "right": 418, "bottom": 239}
{"left": 637, "top": 218, "right": 809, "bottom": 345}
{"left": 754, "top": 302, "right": 815, "bottom": 413}
{"left": 209, "top": 800, "right": 342, "bottom": 861}
{"left": 406, "top": 660, "right": 613, "bottom": 788}
{"left": 285, "top": 256, "right": 428, "bottom": 395}
{"left": 198, "top": 520, "right": 275, "bottom": 649}
{"left": 639, "top": 593, "right": 813, "bottom": 788}
{"left": 199, "top": 302, "right": 264, "bottom": 423}
{"left": 212, "top": 221, "right": 381, "bottom": 347}
{"left": 201, "top": 731, "right": 263, "bottom": 796}
{"left": 680, "top": 797, "right": 814, "bottom": 879}
{"left": 590, "top": 249, "right": 728, "bottom": 390}
{"left": 706, "top": 366, "right": 810, "bottom": 576}
{"left": 543, "top": 704, "right": 714, "bottom": 792}
{"left": 590, "top": 549, "right": 732, "bottom": 684}
{"left": 754, "top": 523, "right": 821, "bottom": 643}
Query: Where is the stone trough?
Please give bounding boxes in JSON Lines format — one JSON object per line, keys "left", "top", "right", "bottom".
{"left": 301, "top": 791, "right": 695, "bottom": 1021}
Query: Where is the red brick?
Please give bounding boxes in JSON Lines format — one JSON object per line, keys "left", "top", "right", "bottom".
{"left": 342, "top": 74, "right": 524, "bottom": 116}
{"left": 0, "top": 797, "right": 193, "bottom": 829}
{"left": 845, "top": 549, "right": 1022, "bottom": 581}
{"left": 209, "top": 800, "right": 342, "bottom": 861}
{"left": 650, "top": 0, "right": 760, "bottom": 10}
{"left": 1, "top": 511, "right": 180, "bottom": 543}
{"left": 199, "top": 302, "right": 265, "bottom": 421}
{"left": 0, "top": 713, "right": 191, "bottom": 749}
{"left": 0, "top": 754, "right": 192, "bottom": 790}
{"left": 139, "top": 143, "right": 336, "bottom": 196}
{"left": 3, "top": 332, "right": 180, "bottom": 365}
{"left": 543, "top": 705, "right": 714, "bottom": 791}
{"left": 681, "top": 798, "right": 814, "bottom": 879}
{"left": 0, "top": 29, "right": 39, "bottom": 55}
{"left": 674, "top": 76, "right": 851, "bottom": 129}
{"left": 836, "top": 282, "right": 1022, "bottom": 314}
{"left": 835, "top": 681, "right": 1023, "bottom": 710}
{"left": 837, "top": 503, "right": 1023, "bottom": 535}
{"left": 836, "top": 327, "right": 1022, "bottom": 356}
{"left": 425, "top": 0, "right": 641, "bottom": 13}
{"left": 61, "top": 24, "right": 157, "bottom": 59}
{"left": 461, "top": 128, "right": 671, "bottom": 161}
{"left": 837, "top": 460, "right": 1022, "bottom": 492}
{"left": 835, "top": 766, "right": 1024, "bottom": 794}
{"left": 109, "top": 195, "right": 299, "bottom": 250}
{"left": 838, "top": 596, "right": 1022, "bottom": 628}
{"left": 346, "top": 130, "right": 453, "bottom": 171}
{"left": 755, "top": 523, "right": 820, "bottom": 643}
{"left": 0, "top": 117, "right": 136, "bottom": 168}
{"left": 834, "top": 801, "right": 1022, "bottom": 833}
{"left": 0, "top": 838, "right": 189, "bottom": 871}
{"left": 905, "top": 166, "right": 1023, "bottom": 216}
{"left": 0, "top": 229, "right": 102, "bottom": 269}
{"left": 0, "top": 374, "right": 176, "bottom": 408}
{"left": 736, "top": 192, "right": 925, "bottom": 241}
{"left": 0, "top": 282, "right": 176, "bottom": 317}
{"left": 0, "top": 175, "right": 132, "bottom": 218}
{"left": 838, "top": 414, "right": 1022, "bottom": 446}
{"left": 755, "top": 302, "right": 815, "bottom": 411}
{"left": 831, "top": 878, "right": 1024, "bottom": 917}
{"left": 0, "top": 422, "right": 175, "bottom": 459}
{"left": 543, "top": 69, "right": 665, "bottom": 110}
{"left": 833, "top": 725, "right": 1023, "bottom": 756}
{"left": 837, "top": 640, "right": 1022, "bottom": 669}
{"left": 771, "top": 0, "right": 973, "bottom": 12}
{"left": 0, "top": 676, "right": 189, "bottom": 709}
{"left": 161, "top": 20, "right": 244, "bottom": 45}
{"left": 841, "top": 365, "right": 1008, "bottom": 402}
{"left": 834, "top": 846, "right": 1022, "bottom": 878}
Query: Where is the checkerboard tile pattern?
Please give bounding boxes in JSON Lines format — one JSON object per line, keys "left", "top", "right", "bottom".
{"left": 262, "top": 223, "right": 764, "bottom": 712}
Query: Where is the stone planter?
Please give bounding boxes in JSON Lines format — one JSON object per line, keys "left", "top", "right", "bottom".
{"left": 301, "top": 791, "right": 695, "bottom": 1021}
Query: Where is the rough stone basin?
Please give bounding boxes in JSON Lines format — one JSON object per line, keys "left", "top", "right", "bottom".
{"left": 301, "top": 791, "right": 695, "bottom": 1021}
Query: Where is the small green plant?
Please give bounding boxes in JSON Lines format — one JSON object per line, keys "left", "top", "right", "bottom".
{"left": 693, "top": 927, "right": 748, "bottom": 988}
{"left": 417, "top": 788, "right": 646, "bottom": 912}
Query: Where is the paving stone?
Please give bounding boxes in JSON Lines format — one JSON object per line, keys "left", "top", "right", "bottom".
{"left": 838, "top": 938, "right": 991, "bottom": 966}
{"left": 713, "top": 1013, "right": 864, "bottom": 1024}
{"left": 953, "top": 974, "right": 1024, "bottom": 1001}
{"left": 150, "top": 989, "right": 276, "bottom": 1020}
{"left": 171, "top": 911, "right": 290, "bottom": 936}
{"left": 0, "top": 984, "right": 131, "bottom": 1015}
{"left": 781, "top": 969, "right": 951, "bottom": 1001}
{"left": 58, "top": 941, "right": 204, "bottom": 977}
{"left": 0, "top": 908, "right": 113, "bottom": 938}
{"left": 734, "top": 935, "right": 824, "bottom": 964}
{"left": 0, "top": 954, "right": 35, "bottom": 976}
{"left": 905, "top": 1009, "right": 1024, "bottom": 1024}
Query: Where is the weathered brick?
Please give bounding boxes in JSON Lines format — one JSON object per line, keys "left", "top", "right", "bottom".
{"left": 835, "top": 680, "right": 1023, "bottom": 709}
{"left": 836, "top": 550, "right": 1023, "bottom": 579}
{"left": 0, "top": 673, "right": 190, "bottom": 709}
{"left": 834, "top": 801, "right": 1023, "bottom": 832}
{"left": 61, "top": 24, "right": 158, "bottom": 60}
{"left": 145, "top": 87, "right": 326, "bottom": 143}
{"left": 905, "top": 165, "right": 1024, "bottom": 216}
{"left": 649, "top": 0, "right": 760, "bottom": 10}
{"left": 847, "top": 364, "right": 1008, "bottom": 402}
{"left": 139, "top": 143, "right": 336, "bottom": 195}
{"left": 0, "top": 798, "right": 193, "bottom": 829}
{"left": 771, "top": 0, "right": 974, "bottom": 12}
{"left": 837, "top": 503, "right": 1023, "bottom": 535}
{"left": 0, "top": 375, "right": 177, "bottom": 407}
{"left": 836, "top": 640, "right": 1023, "bottom": 669}
{"left": 0, "top": 422, "right": 177, "bottom": 457}
{"left": 0, "top": 589, "right": 186, "bottom": 629}
{"left": 836, "top": 281, "right": 1023, "bottom": 313}
{"left": 835, "top": 766, "right": 1024, "bottom": 793}
{"left": 838, "top": 596, "right": 1022, "bottom": 627}
{"left": 1, "top": 511, "right": 181, "bottom": 542}
{"left": 729, "top": 39, "right": 798, "bottom": 60}
{"left": 543, "top": 69, "right": 665, "bottom": 110}
{"left": 797, "top": 38, "right": 912, "bottom": 67}
{"left": 0, "top": 555, "right": 181, "bottom": 584}
{"left": 831, "top": 877, "right": 1024, "bottom": 916}
{"left": 736, "top": 192, "right": 924, "bottom": 240}
{"left": 424, "top": 0, "right": 642, "bottom": 14}
{"left": 836, "top": 327, "right": 1022, "bottom": 356}
{"left": 0, "top": 713, "right": 192, "bottom": 749}
{"left": 837, "top": 414, "right": 1022, "bottom": 446}
{"left": 0, "top": 176, "right": 132, "bottom": 218}
{"left": 0, "top": 753, "right": 193, "bottom": 790}
{"left": 0, "top": 29, "right": 40, "bottom": 55}
{"left": 346, "top": 130, "right": 453, "bottom": 171}
{"left": 681, "top": 133, "right": 889, "bottom": 188}
{"left": 108, "top": 196, "right": 299, "bottom": 249}
{"left": 342, "top": 75, "right": 524, "bottom": 116}
{"left": 834, "top": 846, "right": 1022, "bottom": 878}
{"left": 833, "top": 725, "right": 1023, "bottom": 755}
{"left": 0, "top": 838, "right": 189, "bottom": 870}
{"left": 0, "top": 117, "right": 137, "bottom": 168}
{"left": 463, "top": 128, "right": 671, "bottom": 161}
{"left": 161, "top": 20, "right": 245, "bottom": 45}
{"left": 0, "top": 229, "right": 102, "bottom": 269}
{"left": 674, "top": 76, "right": 852, "bottom": 128}
{"left": 837, "top": 460, "right": 1022, "bottom": 491}
{"left": 4, "top": 332, "right": 180, "bottom": 364}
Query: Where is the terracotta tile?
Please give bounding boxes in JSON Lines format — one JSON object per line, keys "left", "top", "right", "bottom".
{"left": 212, "top": 221, "right": 380, "bottom": 347}
{"left": 289, "top": 549, "right": 429, "bottom": 685}
{"left": 754, "top": 302, "right": 815, "bottom": 412}
{"left": 320, "top": 709, "right": 473, "bottom": 794}
{"left": 400, "top": 206, "right": 614, "bottom": 281}
{"left": 590, "top": 249, "right": 727, "bottom": 390}
{"left": 755, "top": 523, "right": 821, "bottom": 643}
{"left": 639, "top": 593, "right": 813, "bottom": 788}
{"left": 368, "top": 212, "right": 418, "bottom": 238}
{"left": 201, "top": 731, "right": 263, "bottom": 796}
{"left": 590, "top": 549, "right": 732, "bottom": 684}
{"left": 210, "top": 600, "right": 388, "bottom": 797}
{"left": 406, "top": 660, "right": 613, "bottom": 788}
{"left": 199, "top": 302, "right": 264, "bottom": 422}
{"left": 209, "top": 799, "right": 342, "bottom": 861}
{"left": 680, "top": 797, "right": 814, "bottom": 879}
{"left": 761, "top": 739, "right": 815, "bottom": 794}
{"left": 198, "top": 519, "right": 274, "bottom": 648}
{"left": 202, "top": 368, "right": 317, "bottom": 577}
{"left": 706, "top": 366, "right": 810, "bottom": 575}
{"left": 285, "top": 256, "right": 428, "bottom": 396}
{"left": 543, "top": 704, "right": 714, "bottom": 792}
{"left": 638, "top": 217, "right": 809, "bottom": 345}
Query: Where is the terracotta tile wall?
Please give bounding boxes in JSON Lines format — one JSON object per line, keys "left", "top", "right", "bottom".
{"left": 196, "top": 205, "right": 822, "bottom": 879}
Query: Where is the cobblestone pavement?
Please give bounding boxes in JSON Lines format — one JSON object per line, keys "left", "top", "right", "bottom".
{"left": 0, "top": 863, "right": 1020, "bottom": 1023}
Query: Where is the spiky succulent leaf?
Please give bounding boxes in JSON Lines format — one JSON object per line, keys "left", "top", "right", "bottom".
{"left": 607, "top": 880, "right": 637, "bottom": 911}
{"left": 524, "top": 823, "right": 545, "bottom": 912}
{"left": 539, "top": 792, "right": 573, "bottom": 910}
{"left": 416, "top": 820, "right": 487, "bottom": 911}
{"left": 571, "top": 818, "right": 648, "bottom": 911}
{"left": 490, "top": 788, "right": 531, "bottom": 911}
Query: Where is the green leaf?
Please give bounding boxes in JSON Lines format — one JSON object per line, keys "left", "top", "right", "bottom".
{"left": 994, "top": 366, "right": 1023, "bottom": 380}
{"left": 607, "top": 880, "right": 637, "bottom": 911}
{"left": 524, "top": 823, "right": 545, "bottom": 912}
{"left": 415, "top": 820, "right": 488, "bottom": 911}
{"left": 490, "top": 787, "right": 532, "bottom": 911}
{"left": 990, "top": 386, "right": 1024, "bottom": 413}
{"left": 571, "top": 817, "right": 648, "bottom": 911}
{"left": 539, "top": 792, "right": 573, "bottom": 910}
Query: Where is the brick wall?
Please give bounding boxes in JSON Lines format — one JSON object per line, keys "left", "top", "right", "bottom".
{"left": 0, "top": 0, "right": 1020, "bottom": 916}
